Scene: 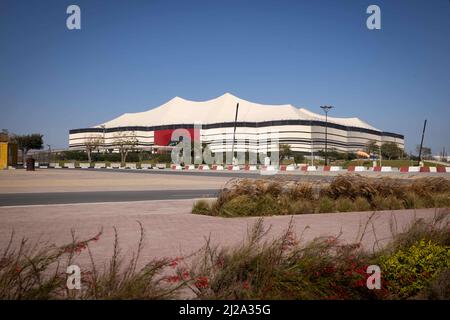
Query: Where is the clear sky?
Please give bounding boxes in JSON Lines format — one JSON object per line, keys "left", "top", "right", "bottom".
{"left": 0, "top": 0, "right": 449, "bottom": 154}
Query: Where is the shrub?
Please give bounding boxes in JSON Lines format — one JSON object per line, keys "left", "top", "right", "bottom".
{"left": 317, "top": 196, "right": 335, "bottom": 213}
{"left": 324, "top": 175, "right": 376, "bottom": 201}
{"left": 379, "top": 239, "right": 450, "bottom": 298}
{"left": 386, "top": 196, "right": 405, "bottom": 210}
{"left": 335, "top": 198, "right": 354, "bottom": 212}
{"left": 353, "top": 197, "right": 372, "bottom": 212}
{"left": 255, "top": 195, "right": 282, "bottom": 216}
{"left": 372, "top": 195, "right": 404, "bottom": 211}
{"left": 286, "top": 183, "right": 314, "bottom": 200}
{"left": 0, "top": 225, "right": 182, "bottom": 299}
{"left": 373, "top": 178, "right": 405, "bottom": 199}
{"left": 415, "top": 268, "right": 450, "bottom": 300}
{"left": 189, "top": 219, "right": 386, "bottom": 300}
{"left": 432, "top": 193, "right": 450, "bottom": 208}
{"left": 220, "top": 195, "right": 259, "bottom": 217}
{"left": 1, "top": 216, "right": 449, "bottom": 300}
{"left": 289, "top": 200, "right": 315, "bottom": 215}
{"left": 402, "top": 191, "right": 424, "bottom": 209}
{"left": 194, "top": 176, "right": 450, "bottom": 218}
{"left": 192, "top": 200, "right": 213, "bottom": 215}
{"left": 410, "top": 178, "right": 450, "bottom": 197}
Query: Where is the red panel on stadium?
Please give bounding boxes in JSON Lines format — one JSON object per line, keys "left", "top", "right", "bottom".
{"left": 154, "top": 128, "right": 199, "bottom": 146}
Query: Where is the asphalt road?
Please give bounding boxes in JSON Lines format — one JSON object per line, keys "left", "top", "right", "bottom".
{"left": 66, "top": 168, "right": 338, "bottom": 182}
{"left": 94, "top": 168, "right": 262, "bottom": 178}
{"left": 0, "top": 189, "right": 219, "bottom": 207}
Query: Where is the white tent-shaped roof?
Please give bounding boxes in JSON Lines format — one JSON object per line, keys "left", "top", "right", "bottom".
{"left": 96, "top": 93, "right": 379, "bottom": 131}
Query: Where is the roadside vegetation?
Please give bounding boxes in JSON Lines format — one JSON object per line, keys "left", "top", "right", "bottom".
{"left": 192, "top": 175, "right": 450, "bottom": 217}
{"left": 0, "top": 214, "right": 449, "bottom": 300}
{"left": 56, "top": 150, "right": 172, "bottom": 164}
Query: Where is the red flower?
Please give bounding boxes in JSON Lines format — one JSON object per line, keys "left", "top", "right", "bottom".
{"left": 242, "top": 281, "right": 250, "bottom": 290}
{"left": 166, "top": 275, "right": 181, "bottom": 283}
{"left": 169, "top": 257, "right": 183, "bottom": 268}
{"left": 215, "top": 257, "right": 225, "bottom": 268}
{"left": 353, "top": 279, "right": 366, "bottom": 288}
{"left": 325, "top": 236, "right": 337, "bottom": 245}
{"left": 324, "top": 265, "right": 336, "bottom": 274}
{"left": 282, "top": 232, "right": 298, "bottom": 250}
{"left": 195, "top": 276, "right": 209, "bottom": 289}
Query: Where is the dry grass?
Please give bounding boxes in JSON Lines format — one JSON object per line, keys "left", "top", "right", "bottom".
{"left": 186, "top": 212, "right": 450, "bottom": 300}
{"left": 0, "top": 212, "right": 449, "bottom": 300}
{"left": 192, "top": 175, "right": 450, "bottom": 217}
{"left": 0, "top": 223, "right": 184, "bottom": 300}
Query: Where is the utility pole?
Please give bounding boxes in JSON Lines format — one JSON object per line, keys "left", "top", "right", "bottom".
{"left": 379, "top": 144, "right": 382, "bottom": 167}
{"left": 320, "top": 105, "right": 334, "bottom": 166}
{"left": 47, "top": 144, "right": 52, "bottom": 164}
{"left": 230, "top": 103, "right": 239, "bottom": 165}
{"left": 418, "top": 119, "right": 427, "bottom": 166}
{"left": 100, "top": 125, "right": 106, "bottom": 154}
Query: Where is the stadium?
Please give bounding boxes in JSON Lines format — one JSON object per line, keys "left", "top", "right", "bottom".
{"left": 69, "top": 93, "right": 404, "bottom": 154}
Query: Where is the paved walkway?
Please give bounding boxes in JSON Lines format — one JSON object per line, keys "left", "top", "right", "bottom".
{"left": 0, "top": 199, "right": 446, "bottom": 269}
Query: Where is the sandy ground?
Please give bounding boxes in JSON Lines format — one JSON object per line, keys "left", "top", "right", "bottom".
{"left": 0, "top": 199, "right": 447, "bottom": 270}
{"left": 0, "top": 169, "right": 233, "bottom": 193}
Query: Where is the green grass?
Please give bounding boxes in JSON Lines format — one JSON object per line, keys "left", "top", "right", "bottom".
{"left": 333, "top": 159, "right": 441, "bottom": 169}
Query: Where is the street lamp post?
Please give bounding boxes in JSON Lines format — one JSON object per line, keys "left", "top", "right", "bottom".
{"left": 100, "top": 125, "right": 106, "bottom": 154}
{"left": 47, "top": 144, "right": 52, "bottom": 164}
{"left": 320, "top": 105, "right": 334, "bottom": 166}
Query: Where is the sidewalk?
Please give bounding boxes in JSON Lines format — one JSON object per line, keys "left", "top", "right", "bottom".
{"left": 0, "top": 199, "right": 446, "bottom": 269}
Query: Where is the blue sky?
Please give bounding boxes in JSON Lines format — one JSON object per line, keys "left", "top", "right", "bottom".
{"left": 0, "top": 0, "right": 449, "bottom": 154}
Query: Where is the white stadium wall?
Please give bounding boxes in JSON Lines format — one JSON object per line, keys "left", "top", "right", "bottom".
{"left": 69, "top": 93, "right": 404, "bottom": 154}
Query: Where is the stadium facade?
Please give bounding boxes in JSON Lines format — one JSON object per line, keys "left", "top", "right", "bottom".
{"left": 69, "top": 93, "right": 404, "bottom": 154}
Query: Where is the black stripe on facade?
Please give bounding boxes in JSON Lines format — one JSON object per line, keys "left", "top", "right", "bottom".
{"left": 69, "top": 120, "right": 403, "bottom": 140}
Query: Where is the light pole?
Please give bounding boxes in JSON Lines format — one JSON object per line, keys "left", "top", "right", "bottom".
{"left": 100, "top": 125, "right": 106, "bottom": 154}
{"left": 320, "top": 105, "right": 333, "bottom": 166}
{"left": 47, "top": 144, "right": 52, "bottom": 164}
{"left": 230, "top": 103, "right": 239, "bottom": 165}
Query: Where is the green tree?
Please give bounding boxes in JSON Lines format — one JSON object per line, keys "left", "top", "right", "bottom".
{"left": 293, "top": 153, "right": 305, "bottom": 163}
{"left": 113, "top": 132, "right": 138, "bottom": 166}
{"left": 381, "top": 142, "right": 404, "bottom": 160}
{"left": 11, "top": 134, "right": 44, "bottom": 163}
{"left": 365, "top": 140, "right": 379, "bottom": 156}
{"left": 279, "top": 144, "right": 292, "bottom": 161}
{"left": 0, "top": 129, "right": 8, "bottom": 142}
{"left": 83, "top": 135, "right": 103, "bottom": 163}
{"left": 416, "top": 145, "right": 432, "bottom": 160}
